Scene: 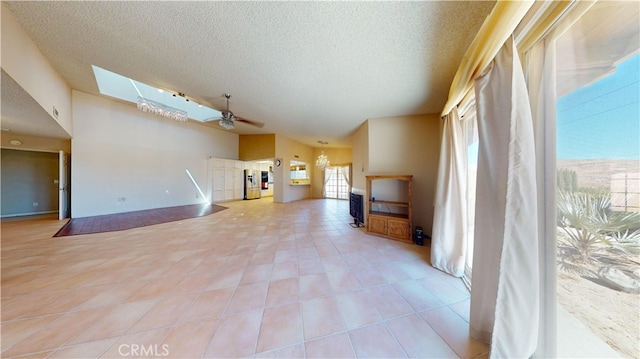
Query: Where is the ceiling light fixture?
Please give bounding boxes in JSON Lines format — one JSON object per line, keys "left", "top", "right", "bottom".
{"left": 131, "top": 80, "right": 188, "bottom": 122}
{"left": 136, "top": 97, "right": 188, "bottom": 122}
{"left": 316, "top": 141, "right": 330, "bottom": 171}
{"left": 217, "top": 93, "right": 236, "bottom": 130}
{"left": 219, "top": 118, "right": 235, "bottom": 130}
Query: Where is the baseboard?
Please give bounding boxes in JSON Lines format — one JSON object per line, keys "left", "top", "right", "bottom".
{"left": 1, "top": 210, "right": 58, "bottom": 218}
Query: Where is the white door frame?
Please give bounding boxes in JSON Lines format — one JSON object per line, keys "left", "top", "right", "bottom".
{"left": 59, "top": 150, "right": 70, "bottom": 219}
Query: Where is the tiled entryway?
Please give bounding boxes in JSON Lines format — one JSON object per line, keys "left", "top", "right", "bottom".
{"left": 1, "top": 198, "right": 488, "bottom": 358}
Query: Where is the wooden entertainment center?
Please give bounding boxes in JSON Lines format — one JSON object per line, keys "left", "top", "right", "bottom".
{"left": 365, "top": 175, "right": 413, "bottom": 243}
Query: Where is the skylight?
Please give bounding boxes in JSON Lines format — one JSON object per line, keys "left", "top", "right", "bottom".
{"left": 92, "top": 65, "right": 221, "bottom": 122}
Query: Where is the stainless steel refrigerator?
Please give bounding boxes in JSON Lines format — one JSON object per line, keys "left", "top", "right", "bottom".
{"left": 244, "top": 169, "right": 261, "bottom": 200}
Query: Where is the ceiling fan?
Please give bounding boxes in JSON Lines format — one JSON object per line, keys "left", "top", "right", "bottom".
{"left": 206, "top": 93, "right": 264, "bottom": 130}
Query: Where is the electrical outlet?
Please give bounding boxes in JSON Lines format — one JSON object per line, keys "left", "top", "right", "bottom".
{"left": 33, "top": 202, "right": 39, "bottom": 207}
{"left": 196, "top": 193, "right": 199, "bottom": 199}
{"left": 117, "top": 197, "right": 126, "bottom": 203}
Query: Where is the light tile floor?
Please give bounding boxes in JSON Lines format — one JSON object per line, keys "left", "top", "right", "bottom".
{"left": 1, "top": 198, "right": 489, "bottom": 358}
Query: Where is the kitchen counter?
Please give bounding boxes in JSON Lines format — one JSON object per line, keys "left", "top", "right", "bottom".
{"left": 289, "top": 179, "right": 310, "bottom": 185}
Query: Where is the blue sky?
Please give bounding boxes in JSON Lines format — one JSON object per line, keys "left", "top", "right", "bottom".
{"left": 557, "top": 53, "right": 640, "bottom": 160}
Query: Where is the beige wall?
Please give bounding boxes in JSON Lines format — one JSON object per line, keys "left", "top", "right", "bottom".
{"left": 1, "top": 4, "right": 72, "bottom": 136}
{"left": 310, "top": 147, "right": 353, "bottom": 198}
{"left": 239, "top": 134, "right": 275, "bottom": 161}
{"left": 1, "top": 149, "right": 60, "bottom": 217}
{"left": 351, "top": 121, "right": 369, "bottom": 194}
{"left": 1, "top": 133, "right": 71, "bottom": 153}
{"left": 273, "top": 135, "right": 313, "bottom": 203}
{"left": 363, "top": 114, "right": 441, "bottom": 235}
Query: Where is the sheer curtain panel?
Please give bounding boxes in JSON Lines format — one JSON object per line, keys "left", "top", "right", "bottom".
{"left": 431, "top": 107, "right": 468, "bottom": 277}
{"left": 342, "top": 164, "right": 352, "bottom": 194}
{"left": 470, "top": 38, "right": 540, "bottom": 357}
{"left": 527, "top": 37, "right": 558, "bottom": 358}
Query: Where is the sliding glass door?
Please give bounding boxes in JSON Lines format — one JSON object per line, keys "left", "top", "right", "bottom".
{"left": 525, "top": 2, "right": 640, "bottom": 356}
{"left": 323, "top": 165, "right": 350, "bottom": 199}
{"left": 552, "top": 4, "right": 639, "bottom": 356}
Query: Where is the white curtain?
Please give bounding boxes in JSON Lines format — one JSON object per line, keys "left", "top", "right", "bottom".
{"left": 528, "top": 37, "right": 558, "bottom": 358}
{"left": 469, "top": 37, "right": 540, "bottom": 357}
{"left": 323, "top": 165, "right": 351, "bottom": 199}
{"left": 431, "top": 107, "right": 468, "bottom": 277}
{"left": 433, "top": 0, "right": 535, "bottom": 280}
{"left": 322, "top": 168, "right": 330, "bottom": 198}
{"left": 341, "top": 164, "right": 352, "bottom": 194}
{"left": 441, "top": 1, "right": 534, "bottom": 116}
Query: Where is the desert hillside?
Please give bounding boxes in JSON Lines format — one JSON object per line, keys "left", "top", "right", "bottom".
{"left": 557, "top": 159, "right": 639, "bottom": 189}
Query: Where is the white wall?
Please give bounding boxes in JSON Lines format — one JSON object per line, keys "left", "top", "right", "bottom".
{"left": 71, "top": 91, "right": 238, "bottom": 217}
{"left": 1, "top": 4, "right": 72, "bottom": 136}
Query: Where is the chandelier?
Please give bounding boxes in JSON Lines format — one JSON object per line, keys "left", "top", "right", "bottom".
{"left": 316, "top": 141, "right": 330, "bottom": 170}
{"left": 137, "top": 97, "right": 188, "bottom": 122}
{"left": 130, "top": 79, "right": 188, "bottom": 122}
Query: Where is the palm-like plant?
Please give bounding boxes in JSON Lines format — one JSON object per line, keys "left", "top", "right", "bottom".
{"left": 556, "top": 189, "right": 640, "bottom": 276}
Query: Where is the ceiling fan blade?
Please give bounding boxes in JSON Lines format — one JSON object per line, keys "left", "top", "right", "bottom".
{"left": 203, "top": 94, "right": 264, "bottom": 129}
{"left": 203, "top": 111, "right": 233, "bottom": 123}
{"left": 235, "top": 117, "right": 265, "bottom": 128}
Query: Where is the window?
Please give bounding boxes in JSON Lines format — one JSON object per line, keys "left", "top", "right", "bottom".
{"left": 92, "top": 65, "right": 220, "bottom": 122}
{"left": 551, "top": 2, "right": 639, "bottom": 357}
{"left": 464, "top": 120, "right": 478, "bottom": 288}
{"left": 323, "top": 165, "right": 350, "bottom": 199}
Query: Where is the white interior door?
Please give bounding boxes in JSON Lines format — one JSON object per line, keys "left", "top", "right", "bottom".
{"left": 58, "top": 150, "right": 70, "bottom": 219}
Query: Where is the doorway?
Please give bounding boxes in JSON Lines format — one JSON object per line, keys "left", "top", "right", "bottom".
{"left": 0, "top": 149, "right": 70, "bottom": 219}
{"left": 323, "top": 165, "right": 351, "bottom": 199}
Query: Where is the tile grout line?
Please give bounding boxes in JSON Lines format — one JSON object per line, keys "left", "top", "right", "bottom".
{"left": 3, "top": 199, "right": 482, "bottom": 359}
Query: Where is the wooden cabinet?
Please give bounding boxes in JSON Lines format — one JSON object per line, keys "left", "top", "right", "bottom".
{"left": 388, "top": 218, "right": 411, "bottom": 239}
{"left": 367, "top": 215, "right": 388, "bottom": 235}
{"left": 366, "top": 175, "right": 413, "bottom": 243}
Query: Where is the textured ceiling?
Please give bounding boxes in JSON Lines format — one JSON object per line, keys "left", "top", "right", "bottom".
{"left": 2, "top": 1, "right": 495, "bottom": 148}
{"left": 1, "top": 69, "right": 70, "bottom": 139}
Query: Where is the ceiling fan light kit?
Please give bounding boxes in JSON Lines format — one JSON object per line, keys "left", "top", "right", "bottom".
{"left": 218, "top": 93, "right": 236, "bottom": 130}
{"left": 219, "top": 118, "right": 235, "bottom": 130}
{"left": 212, "top": 93, "right": 265, "bottom": 130}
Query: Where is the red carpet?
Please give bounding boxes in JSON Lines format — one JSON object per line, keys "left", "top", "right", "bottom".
{"left": 54, "top": 203, "right": 226, "bottom": 237}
